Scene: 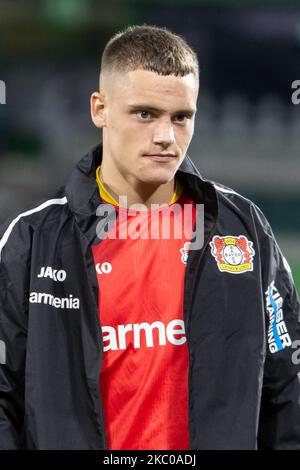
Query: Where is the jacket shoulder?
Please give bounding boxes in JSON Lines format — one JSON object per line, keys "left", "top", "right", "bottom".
{"left": 0, "top": 187, "right": 68, "bottom": 263}
{"left": 208, "top": 179, "right": 274, "bottom": 237}
{"left": 211, "top": 180, "right": 254, "bottom": 208}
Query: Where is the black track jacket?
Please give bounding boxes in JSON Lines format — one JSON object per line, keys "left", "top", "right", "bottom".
{"left": 0, "top": 144, "right": 300, "bottom": 449}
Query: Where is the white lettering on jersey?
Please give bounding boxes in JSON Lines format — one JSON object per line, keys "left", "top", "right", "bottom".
{"left": 37, "top": 266, "right": 66, "bottom": 282}
{"left": 102, "top": 319, "right": 186, "bottom": 351}
{"left": 96, "top": 262, "right": 112, "bottom": 274}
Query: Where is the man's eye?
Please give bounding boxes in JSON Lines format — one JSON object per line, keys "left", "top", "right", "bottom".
{"left": 174, "top": 114, "right": 188, "bottom": 123}
{"left": 136, "top": 111, "right": 151, "bottom": 120}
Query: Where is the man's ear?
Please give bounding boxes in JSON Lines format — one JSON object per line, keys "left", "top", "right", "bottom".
{"left": 90, "top": 91, "right": 107, "bottom": 129}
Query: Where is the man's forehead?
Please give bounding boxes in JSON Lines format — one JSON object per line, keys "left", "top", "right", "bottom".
{"left": 102, "top": 68, "right": 198, "bottom": 99}
{"left": 127, "top": 69, "right": 197, "bottom": 92}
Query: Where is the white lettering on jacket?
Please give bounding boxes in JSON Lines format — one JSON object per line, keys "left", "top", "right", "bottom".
{"left": 265, "top": 281, "right": 292, "bottom": 353}
{"left": 37, "top": 266, "right": 67, "bottom": 282}
{"left": 29, "top": 292, "right": 80, "bottom": 309}
{"left": 102, "top": 319, "right": 186, "bottom": 351}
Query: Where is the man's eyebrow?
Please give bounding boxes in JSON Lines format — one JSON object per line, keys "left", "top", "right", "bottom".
{"left": 128, "top": 105, "right": 164, "bottom": 113}
{"left": 128, "top": 104, "right": 196, "bottom": 115}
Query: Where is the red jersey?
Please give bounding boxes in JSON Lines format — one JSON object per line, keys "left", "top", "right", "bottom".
{"left": 92, "top": 174, "right": 196, "bottom": 449}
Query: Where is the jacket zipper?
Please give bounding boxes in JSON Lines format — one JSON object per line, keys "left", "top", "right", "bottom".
{"left": 88, "top": 206, "right": 121, "bottom": 450}
{"left": 85, "top": 235, "right": 108, "bottom": 450}
{"left": 184, "top": 211, "right": 218, "bottom": 450}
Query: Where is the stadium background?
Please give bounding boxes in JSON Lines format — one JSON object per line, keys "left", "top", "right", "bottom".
{"left": 0, "top": 0, "right": 299, "bottom": 291}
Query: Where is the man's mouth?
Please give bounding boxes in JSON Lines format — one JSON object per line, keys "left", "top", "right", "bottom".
{"left": 143, "top": 153, "right": 176, "bottom": 162}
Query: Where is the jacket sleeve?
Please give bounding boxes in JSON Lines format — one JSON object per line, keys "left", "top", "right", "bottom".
{"left": 253, "top": 204, "right": 300, "bottom": 449}
{"left": 0, "top": 216, "right": 31, "bottom": 449}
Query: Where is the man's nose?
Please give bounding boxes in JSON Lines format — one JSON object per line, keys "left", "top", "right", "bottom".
{"left": 153, "top": 121, "right": 175, "bottom": 147}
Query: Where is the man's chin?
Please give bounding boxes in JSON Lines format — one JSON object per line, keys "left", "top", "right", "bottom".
{"left": 141, "top": 175, "right": 175, "bottom": 186}
{"left": 139, "top": 167, "right": 178, "bottom": 185}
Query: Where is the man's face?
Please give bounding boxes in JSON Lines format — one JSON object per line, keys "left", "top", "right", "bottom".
{"left": 92, "top": 69, "right": 198, "bottom": 186}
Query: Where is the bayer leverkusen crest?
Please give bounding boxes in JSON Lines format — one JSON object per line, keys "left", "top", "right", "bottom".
{"left": 210, "top": 235, "right": 255, "bottom": 274}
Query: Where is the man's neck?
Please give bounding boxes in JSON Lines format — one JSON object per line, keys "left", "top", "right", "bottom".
{"left": 98, "top": 166, "right": 175, "bottom": 209}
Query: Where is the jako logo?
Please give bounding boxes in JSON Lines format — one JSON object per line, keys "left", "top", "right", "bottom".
{"left": 37, "top": 266, "right": 66, "bottom": 282}
{"left": 291, "top": 80, "right": 300, "bottom": 105}
{"left": 96, "top": 262, "right": 112, "bottom": 274}
{"left": 102, "top": 319, "right": 186, "bottom": 351}
{"left": 0, "top": 80, "right": 6, "bottom": 104}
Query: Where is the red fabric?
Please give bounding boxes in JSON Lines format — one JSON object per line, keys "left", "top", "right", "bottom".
{"left": 92, "top": 193, "right": 196, "bottom": 449}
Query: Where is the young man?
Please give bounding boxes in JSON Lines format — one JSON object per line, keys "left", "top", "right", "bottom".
{"left": 0, "top": 25, "right": 300, "bottom": 450}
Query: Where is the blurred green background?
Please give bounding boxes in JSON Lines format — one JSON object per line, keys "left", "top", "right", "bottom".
{"left": 294, "top": 266, "right": 300, "bottom": 292}
{"left": 0, "top": 0, "right": 299, "bottom": 291}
